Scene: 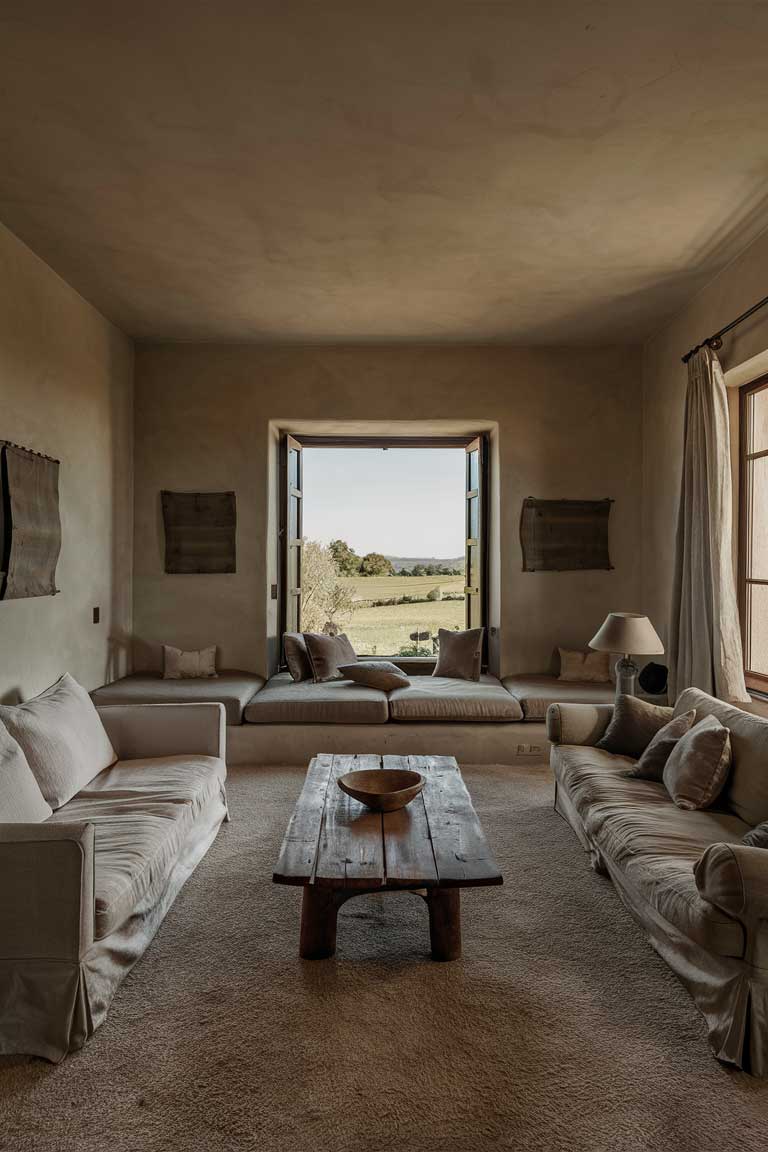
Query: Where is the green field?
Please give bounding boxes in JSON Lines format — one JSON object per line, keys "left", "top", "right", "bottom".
{"left": 338, "top": 574, "right": 466, "bottom": 655}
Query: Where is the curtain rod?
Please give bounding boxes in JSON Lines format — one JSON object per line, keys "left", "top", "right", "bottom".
{"left": 682, "top": 292, "right": 768, "bottom": 364}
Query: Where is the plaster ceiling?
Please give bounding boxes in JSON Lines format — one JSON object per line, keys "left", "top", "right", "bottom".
{"left": 2, "top": 1, "right": 768, "bottom": 343}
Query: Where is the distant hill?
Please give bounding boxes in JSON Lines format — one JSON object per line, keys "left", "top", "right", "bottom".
{"left": 386, "top": 555, "right": 464, "bottom": 572}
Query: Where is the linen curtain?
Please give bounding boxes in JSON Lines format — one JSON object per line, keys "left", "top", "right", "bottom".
{"left": 669, "top": 347, "right": 750, "bottom": 702}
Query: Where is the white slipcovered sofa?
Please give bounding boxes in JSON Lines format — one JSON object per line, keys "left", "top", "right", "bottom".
{"left": 0, "top": 696, "right": 227, "bottom": 1062}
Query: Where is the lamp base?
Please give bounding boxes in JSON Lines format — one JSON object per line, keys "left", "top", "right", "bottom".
{"left": 615, "top": 655, "right": 639, "bottom": 699}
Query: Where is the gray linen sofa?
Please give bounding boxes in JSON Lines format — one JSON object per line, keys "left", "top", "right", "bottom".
{"left": 0, "top": 701, "right": 227, "bottom": 1062}
{"left": 547, "top": 687, "right": 768, "bottom": 1074}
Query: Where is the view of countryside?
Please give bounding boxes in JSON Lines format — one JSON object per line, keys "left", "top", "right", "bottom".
{"left": 301, "top": 447, "right": 466, "bottom": 656}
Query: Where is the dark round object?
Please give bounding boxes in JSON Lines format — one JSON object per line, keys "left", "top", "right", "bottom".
{"left": 639, "top": 661, "right": 668, "bottom": 695}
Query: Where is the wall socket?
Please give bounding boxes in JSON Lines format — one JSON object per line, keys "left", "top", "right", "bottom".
{"left": 516, "top": 743, "right": 544, "bottom": 755}
{"left": 92, "top": 606, "right": 100, "bottom": 624}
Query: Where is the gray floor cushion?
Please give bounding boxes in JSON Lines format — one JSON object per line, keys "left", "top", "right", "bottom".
{"left": 91, "top": 671, "right": 265, "bottom": 726}
{"left": 389, "top": 674, "right": 524, "bottom": 723}
{"left": 243, "top": 672, "right": 389, "bottom": 724}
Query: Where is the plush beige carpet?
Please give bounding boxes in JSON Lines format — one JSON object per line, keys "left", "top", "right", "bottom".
{"left": 2, "top": 762, "right": 768, "bottom": 1151}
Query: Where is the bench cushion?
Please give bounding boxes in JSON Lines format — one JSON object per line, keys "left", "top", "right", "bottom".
{"left": 243, "top": 673, "right": 389, "bottom": 725}
{"left": 389, "top": 675, "right": 523, "bottom": 723}
{"left": 91, "top": 671, "right": 265, "bottom": 726}
{"left": 503, "top": 674, "right": 616, "bottom": 721}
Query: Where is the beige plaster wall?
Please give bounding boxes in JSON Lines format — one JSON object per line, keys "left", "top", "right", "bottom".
{"left": 0, "top": 222, "right": 134, "bottom": 703}
{"left": 641, "top": 227, "right": 768, "bottom": 649}
{"left": 134, "top": 344, "right": 642, "bottom": 678}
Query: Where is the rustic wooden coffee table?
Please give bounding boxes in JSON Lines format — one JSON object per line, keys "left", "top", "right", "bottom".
{"left": 273, "top": 754, "right": 503, "bottom": 961}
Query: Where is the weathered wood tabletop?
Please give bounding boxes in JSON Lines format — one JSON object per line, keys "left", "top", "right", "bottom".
{"left": 273, "top": 754, "right": 502, "bottom": 960}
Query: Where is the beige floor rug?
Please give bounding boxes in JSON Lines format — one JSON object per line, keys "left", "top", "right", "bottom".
{"left": 2, "top": 762, "right": 768, "bottom": 1151}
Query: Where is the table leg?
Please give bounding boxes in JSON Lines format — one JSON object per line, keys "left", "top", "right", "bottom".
{"left": 427, "top": 888, "right": 461, "bottom": 961}
{"left": 300, "top": 886, "right": 340, "bottom": 960}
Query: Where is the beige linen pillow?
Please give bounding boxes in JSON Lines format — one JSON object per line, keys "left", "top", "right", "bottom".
{"left": 163, "top": 645, "right": 217, "bottom": 679}
{"left": 284, "top": 633, "right": 313, "bottom": 682}
{"left": 596, "top": 694, "right": 674, "bottom": 759}
{"left": 433, "top": 628, "right": 484, "bottom": 681}
{"left": 0, "top": 673, "right": 117, "bottom": 809}
{"left": 627, "top": 710, "right": 696, "bottom": 781}
{"left": 558, "top": 648, "right": 611, "bottom": 683}
{"left": 0, "top": 723, "right": 52, "bottom": 823}
{"left": 338, "top": 661, "right": 410, "bottom": 691}
{"left": 304, "top": 633, "right": 357, "bottom": 683}
{"left": 663, "top": 714, "right": 732, "bottom": 811}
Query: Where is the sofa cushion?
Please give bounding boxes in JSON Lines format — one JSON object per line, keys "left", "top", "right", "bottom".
{"left": 389, "top": 674, "right": 523, "bottom": 723}
{"left": 0, "top": 724, "right": 52, "bottom": 823}
{"left": 663, "top": 715, "right": 732, "bottom": 811}
{"left": 284, "top": 633, "right": 312, "bottom": 682}
{"left": 243, "top": 673, "right": 389, "bottom": 724}
{"left": 503, "top": 674, "right": 616, "bottom": 721}
{"left": 82, "top": 754, "right": 226, "bottom": 819}
{"left": 339, "top": 660, "right": 410, "bottom": 691}
{"left": 596, "top": 694, "right": 673, "bottom": 759}
{"left": 433, "top": 628, "right": 483, "bottom": 681}
{"left": 592, "top": 801, "right": 747, "bottom": 957}
{"left": 628, "top": 710, "right": 696, "bottom": 781}
{"left": 0, "top": 673, "right": 117, "bottom": 809}
{"left": 674, "top": 688, "right": 768, "bottom": 828}
{"left": 91, "top": 671, "right": 265, "bottom": 725}
{"left": 49, "top": 794, "right": 193, "bottom": 939}
{"left": 303, "top": 633, "right": 357, "bottom": 683}
{"left": 552, "top": 744, "right": 748, "bottom": 955}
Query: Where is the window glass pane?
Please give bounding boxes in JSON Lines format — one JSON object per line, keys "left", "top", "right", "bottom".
{"left": 467, "top": 495, "right": 479, "bottom": 539}
{"left": 288, "top": 448, "right": 300, "bottom": 489}
{"left": 747, "top": 388, "right": 768, "bottom": 455}
{"left": 467, "top": 544, "right": 479, "bottom": 590}
{"left": 289, "top": 495, "right": 300, "bottom": 541}
{"left": 468, "top": 449, "right": 479, "bottom": 492}
{"left": 747, "top": 456, "right": 768, "bottom": 579}
{"left": 747, "top": 583, "right": 768, "bottom": 678}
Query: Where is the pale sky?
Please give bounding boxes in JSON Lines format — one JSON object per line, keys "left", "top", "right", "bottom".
{"left": 302, "top": 447, "right": 465, "bottom": 557}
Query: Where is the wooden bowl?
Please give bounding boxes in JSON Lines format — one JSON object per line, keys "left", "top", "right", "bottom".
{"left": 337, "top": 768, "right": 425, "bottom": 812}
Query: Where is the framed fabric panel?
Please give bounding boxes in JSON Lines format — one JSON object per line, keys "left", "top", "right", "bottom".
{"left": 0, "top": 443, "right": 61, "bottom": 600}
{"left": 520, "top": 497, "right": 612, "bottom": 572}
{"left": 161, "top": 491, "right": 236, "bottom": 574}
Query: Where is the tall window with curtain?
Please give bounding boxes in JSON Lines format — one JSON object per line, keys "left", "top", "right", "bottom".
{"left": 739, "top": 375, "right": 768, "bottom": 692}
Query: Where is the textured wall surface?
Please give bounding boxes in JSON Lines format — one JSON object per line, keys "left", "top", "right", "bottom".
{"left": 642, "top": 227, "right": 768, "bottom": 650}
{"left": 134, "top": 344, "right": 642, "bottom": 677}
{"left": 0, "top": 222, "right": 134, "bottom": 702}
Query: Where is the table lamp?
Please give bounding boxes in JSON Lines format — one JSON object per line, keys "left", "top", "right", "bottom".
{"left": 589, "top": 612, "right": 664, "bottom": 698}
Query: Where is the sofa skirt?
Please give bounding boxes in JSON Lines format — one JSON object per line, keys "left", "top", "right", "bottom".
{"left": 0, "top": 786, "right": 227, "bottom": 1063}
{"left": 554, "top": 781, "right": 768, "bottom": 1075}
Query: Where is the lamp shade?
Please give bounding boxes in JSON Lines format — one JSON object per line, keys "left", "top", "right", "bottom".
{"left": 589, "top": 613, "right": 664, "bottom": 656}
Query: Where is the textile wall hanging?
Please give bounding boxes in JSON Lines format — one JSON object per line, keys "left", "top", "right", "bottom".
{"left": 520, "top": 497, "right": 612, "bottom": 572}
{"left": 161, "top": 490, "right": 236, "bottom": 574}
{"left": 0, "top": 442, "right": 62, "bottom": 600}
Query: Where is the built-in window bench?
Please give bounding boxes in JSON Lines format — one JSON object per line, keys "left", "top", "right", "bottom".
{"left": 89, "top": 669, "right": 640, "bottom": 767}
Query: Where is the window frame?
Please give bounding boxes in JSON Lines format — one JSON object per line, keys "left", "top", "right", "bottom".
{"left": 278, "top": 433, "right": 489, "bottom": 666}
{"left": 738, "top": 374, "right": 768, "bottom": 692}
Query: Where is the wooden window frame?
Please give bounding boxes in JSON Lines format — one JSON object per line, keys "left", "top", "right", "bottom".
{"left": 738, "top": 374, "right": 768, "bottom": 693}
{"left": 278, "top": 433, "right": 489, "bottom": 665}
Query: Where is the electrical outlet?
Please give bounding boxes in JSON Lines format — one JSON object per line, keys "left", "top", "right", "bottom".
{"left": 92, "top": 606, "right": 100, "bottom": 624}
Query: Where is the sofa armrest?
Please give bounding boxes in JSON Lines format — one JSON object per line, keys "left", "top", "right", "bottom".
{"left": 0, "top": 823, "right": 95, "bottom": 960}
{"left": 96, "top": 702, "right": 226, "bottom": 761}
{"left": 695, "top": 842, "right": 768, "bottom": 922}
{"left": 546, "top": 702, "right": 614, "bottom": 746}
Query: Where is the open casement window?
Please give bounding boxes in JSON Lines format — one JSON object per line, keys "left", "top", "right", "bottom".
{"left": 740, "top": 376, "right": 768, "bottom": 692}
{"left": 464, "top": 436, "right": 486, "bottom": 638}
{"left": 282, "top": 435, "right": 303, "bottom": 636}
